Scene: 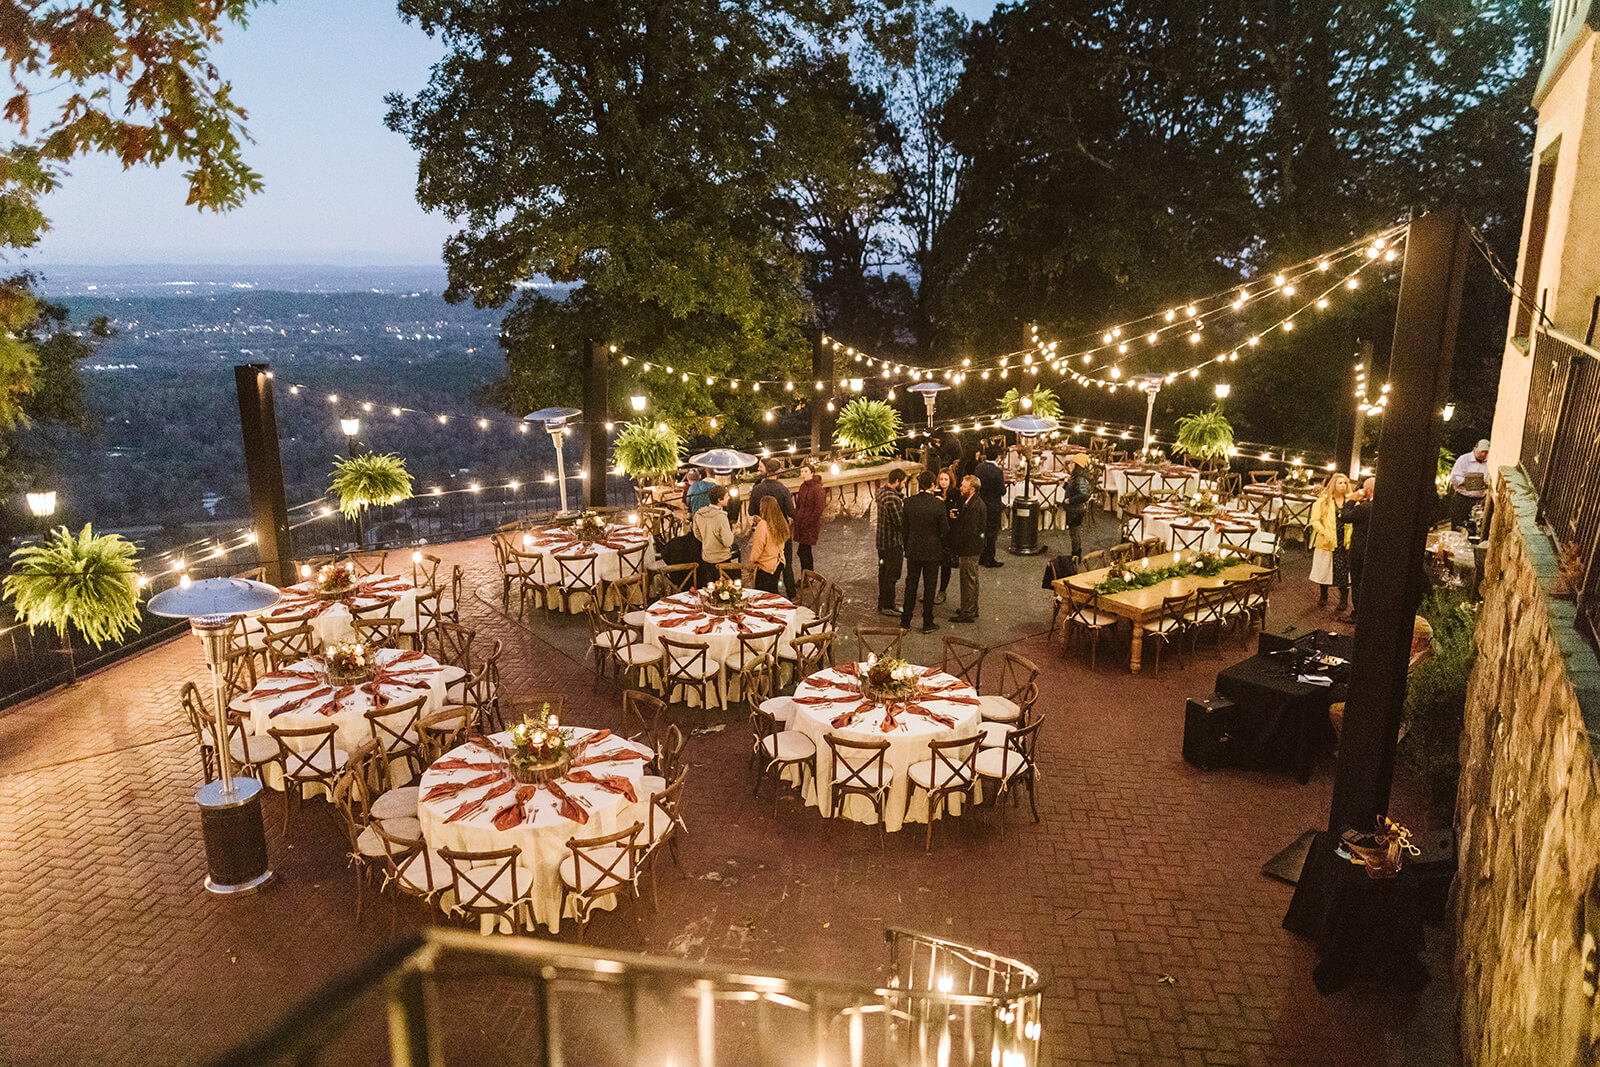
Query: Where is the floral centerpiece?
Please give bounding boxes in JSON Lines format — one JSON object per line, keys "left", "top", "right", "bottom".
{"left": 1094, "top": 551, "right": 1242, "bottom": 595}
{"left": 1182, "top": 488, "right": 1221, "bottom": 518}
{"left": 506, "top": 703, "right": 572, "bottom": 784}
{"left": 325, "top": 639, "right": 374, "bottom": 686}
{"left": 316, "top": 561, "right": 357, "bottom": 600}
{"left": 1284, "top": 465, "right": 1315, "bottom": 490}
{"left": 859, "top": 654, "right": 918, "bottom": 704}
{"left": 575, "top": 509, "right": 609, "bottom": 543}
{"left": 700, "top": 575, "right": 744, "bottom": 616}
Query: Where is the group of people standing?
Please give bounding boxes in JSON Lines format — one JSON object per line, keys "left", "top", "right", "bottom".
{"left": 687, "top": 459, "right": 826, "bottom": 592}
{"left": 874, "top": 451, "right": 1008, "bottom": 633}
{"left": 1309, "top": 472, "right": 1374, "bottom": 622}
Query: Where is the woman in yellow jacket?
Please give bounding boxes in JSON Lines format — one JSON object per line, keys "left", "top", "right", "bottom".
{"left": 1309, "top": 473, "right": 1352, "bottom": 610}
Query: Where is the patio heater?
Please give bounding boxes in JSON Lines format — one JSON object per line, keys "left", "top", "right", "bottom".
{"left": 524, "top": 407, "right": 583, "bottom": 517}
{"left": 687, "top": 448, "right": 759, "bottom": 510}
{"left": 1136, "top": 373, "right": 1165, "bottom": 461}
{"left": 1000, "top": 413, "right": 1060, "bottom": 555}
{"left": 148, "top": 576, "right": 282, "bottom": 896}
{"left": 906, "top": 381, "right": 950, "bottom": 431}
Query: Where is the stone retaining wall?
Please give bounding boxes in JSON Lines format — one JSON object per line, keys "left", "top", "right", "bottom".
{"left": 1456, "top": 467, "right": 1600, "bottom": 1064}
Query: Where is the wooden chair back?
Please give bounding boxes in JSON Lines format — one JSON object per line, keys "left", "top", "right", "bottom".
{"left": 854, "top": 626, "right": 904, "bottom": 661}
{"left": 940, "top": 636, "right": 988, "bottom": 690}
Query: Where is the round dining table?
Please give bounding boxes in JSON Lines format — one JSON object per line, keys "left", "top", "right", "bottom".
{"left": 642, "top": 589, "right": 802, "bottom": 708}
{"left": 416, "top": 727, "right": 656, "bottom": 933}
{"left": 774, "top": 664, "right": 982, "bottom": 832}
{"left": 233, "top": 646, "right": 461, "bottom": 787}
{"left": 517, "top": 523, "right": 655, "bottom": 611}
{"left": 257, "top": 571, "right": 422, "bottom": 647}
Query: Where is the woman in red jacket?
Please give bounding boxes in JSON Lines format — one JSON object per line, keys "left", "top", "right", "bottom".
{"left": 793, "top": 464, "right": 826, "bottom": 576}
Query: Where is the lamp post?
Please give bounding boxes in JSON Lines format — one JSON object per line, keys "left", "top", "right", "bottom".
{"left": 630, "top": 395, "right": 647, "bottom": 414}
{"left": 148, "top": 576, "right": 281, "bottom": 895}
{"left": 25, "top": 489, "right": 56, "bottom": 540}
{"left": 1000, "top": 414, "right": 1060, "bottom": 555}
{"left": 525, "top": 407, "right": 583, "bottom": 517}
{"left": 340, "top": 414, "right": 360, "bottom": 458}
{"left": 1214, "top": 383, "right": 1231, "bottom": 400}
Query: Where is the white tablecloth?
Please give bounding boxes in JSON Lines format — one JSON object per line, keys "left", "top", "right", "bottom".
{"left": 416, "top": 728, "right": 656, "bottom": 933}
{"left": 643, "top": 589, "right": 799, "bottom": 707}
{"left": 518, "top": 524, "right": 654, "bottom": 610}
{"left": 236, "top": 647, "right": 458, "bottom": 786}
{"left": 1137, "top": 505, "right": 1272, "bottom": 554}
{"left": 257, "top": 572, "right": 422, "bottom": 647}
{"left": 776, "top": 665, "right": 981, "bottom": 832}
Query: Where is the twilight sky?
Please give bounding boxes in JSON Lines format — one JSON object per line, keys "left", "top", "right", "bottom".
{"left": 23, "top": 0, "right": 995, "bottom": 267}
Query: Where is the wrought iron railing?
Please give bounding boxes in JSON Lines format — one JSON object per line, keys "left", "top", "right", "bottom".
{"left": 1520, "top": 327, "right": 1600, "bottom": 643}
{"left": 215, "top": 928, "right": 1047, "bottom": 1067}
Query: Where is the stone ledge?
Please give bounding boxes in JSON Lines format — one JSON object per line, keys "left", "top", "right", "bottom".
{"left": 1501, "top": 465, "right": 1600, "bottom": 747}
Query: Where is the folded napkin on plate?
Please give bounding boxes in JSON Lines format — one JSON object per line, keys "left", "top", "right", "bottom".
{"left": 568, "top": 729, "right": 612, "bottom": 760}
{"left": 447, "top": 778, "right": 516, "bottom": 822}
{"left": 569, "top": 748, "right": 650, "bottom": 769}
{"left": 430, "top": 758, "right": 500, "bottom": 772}
{"left": 903, "top": 703, "right": 956, "bottom": 728}
{"left": 565, "top": 769, "right": 638, "bottom": 803}
{"left": 693, "top": 620, "right": 718, "bottom": 635}
{"left": 831, "top": 700, "right": 877, "bottom": 729}
{"left": 388, "top": 649, "right": 429, "bottom": 665}
{"left": 491, "top": 784, "right": 541, "bottom": 830}
{"left": 255, "top": 680, "right": 321, "bottom": 697}
{"left": 422, "top": 770, "right": 504, "bottom": 801}
{"left": 268, "top": 685, "right": 334, "bottom": 716}
{"left": 543, "top": 779, "right": 589, "bottom": 824}
{"left": 880, "top": 707, "right": 900, "bottom": 732}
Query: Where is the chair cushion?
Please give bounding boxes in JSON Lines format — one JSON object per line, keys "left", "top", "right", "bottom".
{"left": 592, "top": 631, "right": 636, "bottom": 650}
{"left": 438, "top": 664, "right": 467, "bottom": 686}
{"left": 453, "top": 863, "right": 523, "bottom": 910}
{"left": 974, "top": 747, "right": 1029, "bottom": 780}
{"left": 615, "top": 643, "right": 663, "bottom": 666}
{"left": 1147, "top": 616, "right": 1187, "bottom": 635}
{"left": 760, "top": 730, "right": 816, "bottom": 761}
{"left": 355, "top": 824, "right": 388, "bottom": 858}
{"left": 667, "top": 657, "right": 722, "bottom": 679}
{"left": 421, "top": 709, "right": 469, "bottom": 735}
{"left": 1073, "top": 610, "right": 1119, "bottom": 628}
{"left": 977, "top": 722, "right": 1012, "bottom": 749}
{"left": 758, "top": 697, "right": 793, "bottom": 724}
{"left": 370, "top": 786, "right": 419, "bottom": 821}
{"left": 977, "top": 695, "right": 1021, "bottom": 723}
{"left": 907, "top": 758, "right": 975, "bottom": 791}
{"left": 558, "top": 846, "right": 636, "bottom": 892}
{"left": 622, "top": 609, "right": 652, "bottom": 627}
{"left": 636, "top": 775, "right": 667, "bottom": 802}
{"left": 229, "top": 734, "right": 279, "bottom": 765}
{"left": 395, "top": 846, "right": 451, "bottom": 894}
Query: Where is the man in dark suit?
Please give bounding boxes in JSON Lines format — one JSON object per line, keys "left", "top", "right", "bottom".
{"left": 900, "top": 470, "right": 949, "bottom": 634}
{"left": 948, "top": 474, "right": 987, "bottom": 622}
{"left": 975, "top": 446, "right": 1007, "bottom": 567}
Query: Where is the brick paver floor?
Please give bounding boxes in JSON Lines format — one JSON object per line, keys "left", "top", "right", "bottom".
{"left": 0, "top": 510, "right": 1459, "bottom": 1065}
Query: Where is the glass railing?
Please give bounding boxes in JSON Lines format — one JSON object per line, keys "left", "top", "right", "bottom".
{"left": 216, "top": 927, "right": 1047, "bottom": 1067}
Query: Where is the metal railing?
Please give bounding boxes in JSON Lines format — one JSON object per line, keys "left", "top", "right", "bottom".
{"left": 1520, "top": 327, "right": 1600, "bottom": 641}
{"left": 216, "top": 928, "right": 1046, "bottom": 1067}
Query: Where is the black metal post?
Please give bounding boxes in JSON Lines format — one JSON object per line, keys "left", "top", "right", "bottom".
{"left": 812, "top": 333, "right": 833, "bottom": 454}
{"left": 583, "top": 339, "right": 608, "bottom": 509}
{"left": 1327, "top": 206, "right": 1468, "bottom": 833}
{"left": 234, "top": 364, "right": 295, "bottom": 586}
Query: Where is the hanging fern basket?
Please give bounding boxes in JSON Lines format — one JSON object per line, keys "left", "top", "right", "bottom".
{"left": 835, "top": 398, "right": 902, "bottom": 459}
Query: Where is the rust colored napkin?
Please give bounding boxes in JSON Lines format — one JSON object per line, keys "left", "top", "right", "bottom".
{"left": 543, "top": 779, "right": 589, "bottom": 824}
{"left": 269, "top": 685, "right": 333, "bottom": 716}
{"left": 694, "top": 620, "right": 718, "bottom": 635}
{"left": 430, "top": 758, "right": 500, "bottom": 772}
{"left": 423, "top": 770, "right": 504, "bottom": 801}
{"left": 569, "top": 748, "right": 650, "bottom": 769}
{"left": 260, "top": 670, "right": 308, "bottom": 682}
{"left": 924, "top": 694, "right": 980, "bottom": 706}
{"left": 565, "top": 769, "right": 638, "bottom": 803}
{"left": 447, "top": 778, "right": 516, "bottom": 822}
{"left": 570, "top": 729, "right": 611, "bottom": 759}
{"left": 903, "top": 703, "right": 956, "bottom": 728}
{"left": 836, "top": 663, "right": 859, "bottom": 677}
{"left": 255, "top": 680, "right": 320, "bottom": 697}
{"left": 793, "top": 695, "right": 842, "bottom": 705}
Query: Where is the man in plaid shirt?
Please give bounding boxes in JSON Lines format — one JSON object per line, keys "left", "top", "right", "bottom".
{"left": 875, "top": 468, "right": 907, "bottom": 616}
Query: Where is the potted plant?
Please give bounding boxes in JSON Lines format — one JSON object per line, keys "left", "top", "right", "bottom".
{"left": 4, "top": 524, "right": 142, "bottom": 686}
{"left": 998, "top": 386, "right": 1062, "bottom": 420}
{"left": 1174, "top": 404, "right": 1234, "bottom": 470}
{"left": 612, "top": 418, "right": 685, "bottom": 483}
{"left": 329, "top": 451, "right": 413, "bottom": 547}
{"left": 834, "top": 398, "right": 902, "bottom": 462}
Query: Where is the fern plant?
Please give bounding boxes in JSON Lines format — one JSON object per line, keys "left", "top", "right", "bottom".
{"left": 1174, "top": 405, "right": 1234, "bottom": 462}
{"left": 4, "top": 523, "right": 142, "bottom": 684}
{"left": 330, "top": 452, "right": 413, "bottom": 519}
{"left": 835, "top": 398, "right": 902, "bottom": 458}
{"left": 998, "top": 386, "right": 1061, "bottom": 420}
{"left": 612, "top": 418, "right": 685, "bottom": 480}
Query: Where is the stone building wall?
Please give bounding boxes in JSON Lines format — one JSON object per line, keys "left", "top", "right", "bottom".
{"left": 1456, "top": 467, "right": 1600, "bottom": 1064}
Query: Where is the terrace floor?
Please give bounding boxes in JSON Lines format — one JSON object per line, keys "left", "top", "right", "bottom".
{"left": 0, "top": 509, "right": 1459, "bottom": 1065}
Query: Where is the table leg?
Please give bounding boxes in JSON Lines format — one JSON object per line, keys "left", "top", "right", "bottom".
{"left": 1129, "top": 624, "right": 1145, "bottom": 672}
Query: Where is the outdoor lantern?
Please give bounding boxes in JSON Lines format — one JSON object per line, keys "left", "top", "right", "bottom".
{"left": 525, "top": 407, "right": 583, "bottom": 516}
{"left": 25, "top": 490, "right": 56, "bottom": 518}
{"left": 1442, "top": 402, "right": 1456, "bottom": 421}
{"left": 630, "top": 395, "right": 647, "bottom": 412}
{"left": 339, "top": 415, "right": 360, "bottom": 438}
{"left": 1215, "top": 383, "right": 1231, "bottom": 399}
{"left": 148, "top": 576, "right": 282, "bottom": 896}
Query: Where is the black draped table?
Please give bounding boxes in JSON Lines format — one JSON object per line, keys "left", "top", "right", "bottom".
{"left": 1210, "top": 649, "right": 1345, "bottom": 783}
